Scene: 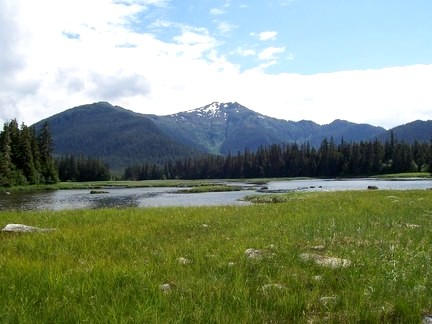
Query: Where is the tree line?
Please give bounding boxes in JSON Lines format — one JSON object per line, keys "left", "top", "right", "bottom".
{"left": 0, "top": 120, "right": 58, "bottom": 186}
{"left": 0, "top": 120, "right": 112, "bottom": 187}
{"left": 56, "top": 155, "right": 110, "bottom": 182}
{"left": 124, "top": 136, "right": 432, "bottom": 180}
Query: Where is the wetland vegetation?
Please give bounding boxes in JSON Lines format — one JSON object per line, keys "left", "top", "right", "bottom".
{"left": 1, "top": 190, "right": 432, "bottom": 323}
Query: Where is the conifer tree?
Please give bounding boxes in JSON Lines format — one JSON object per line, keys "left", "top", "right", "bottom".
{"left": 38, "top": 122, "right": 58, "bottom": 183}
{"left": 0, "top": 124, "right": 13, "bottom": 186}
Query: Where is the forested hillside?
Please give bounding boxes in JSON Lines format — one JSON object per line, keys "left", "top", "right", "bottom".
{"left": 0, "top": 121, "right": 58, "bottom": 186}
{"left": 33, "top": 102, "right": 201, "bottom": 170}
{"left": 124, "top": 138, "right": 432, "bottom": 180}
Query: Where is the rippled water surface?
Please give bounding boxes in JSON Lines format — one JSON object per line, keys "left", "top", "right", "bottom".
{"left": 0, "top": 178, "right": 430, "bottom": 211}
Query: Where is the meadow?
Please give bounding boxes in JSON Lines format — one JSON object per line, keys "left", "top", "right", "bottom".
{"left": 1, "top": 190, "right": 431, "bottom": 323}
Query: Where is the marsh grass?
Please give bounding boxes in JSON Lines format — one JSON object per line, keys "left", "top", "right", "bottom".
{"left": 177, "top": 185, "right": 244, "bottom": 193}
{"left": 1, "top": 190, "right": 432, "bottom": 323}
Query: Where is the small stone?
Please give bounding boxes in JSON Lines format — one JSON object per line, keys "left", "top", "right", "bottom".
{"left": 368, "top": 185, "right": 379, "bottom": 190}
{"left": 227, "top": 262, "right": 235, "bottom": 267}
{"left": 311, "top": 245, "right": 325, "bottom": 251}
{"left": 5, "top": 191, "right": 11, "bottom": 195}
{"left": 267, "top": 244, "right": 275, "bottom": 249}
{"left": 177, "top": 257, "right": 191, "bottom": 265}
{"left": 320, "top": 296, "right": 337, "bottom": 305}
{"left": 406, "top": 224, "right": 420, "bottom": 229}
{"left": 261, "top": 283, "right": 285, "bottom": 292}
{"left": 423, "top": 315, "right": 432, "bottom": 324}
{"left": 313, "top": 275, "right": 322, "bottom": 281}
{"left": 300, "top": 253, "right": 351, "bottom": 269}
{"left": 244, "top": 248, "right": 264, "bottom": 260}
{"left": 2, "top": 224, "right": 55, "bottom": 233}
{"left": 201, "top": 224, "right": 209, "bottom": 228}
{"left": 159, "top": 283, "right": 172, "bottom": 294}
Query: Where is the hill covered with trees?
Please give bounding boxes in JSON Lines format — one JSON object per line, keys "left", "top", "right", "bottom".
{"left": 124, "top": 138, "right": 432, "bottom": 180}
{"left": 0, "top": 121, "right": 58, "bottom": 186}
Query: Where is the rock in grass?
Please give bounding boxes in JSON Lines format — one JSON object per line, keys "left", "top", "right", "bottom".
{"left": 201, "top": 224, "right": 209, "bottom": 228}
{"left": 311, "top": 245, "right": 326, "bottom": 251}
{"left": 300, "top": 253, "right": 351, "bottom": 269}
{"left": 227, "top": 262, "right": 235, "bottom": 267}
{"left": 424, "top": 315, "right": 432, "bottom": 324}
{"left": 320, "top": 296, "right": 337, "bottom": 305}
{"left": 261, "top": 283, "right": 285, "bottom": 292}
{"left": 244, "top": 248, "right": 264, "bottom": 260}
{"left": 2, "top": 224, "right": 55, "bottom": 233}
{"left": 159, "top": 283, "right": 172, "bottom": 294}
{"left": 177, "top": 257, "right": 191, "bottom": 265}
{"left": 405, "top": 223, "right": 421, "bottom": 229}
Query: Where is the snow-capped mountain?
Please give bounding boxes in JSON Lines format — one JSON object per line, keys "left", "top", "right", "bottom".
{"left": 148, "top": 102, "right": 386, "bottom": 154}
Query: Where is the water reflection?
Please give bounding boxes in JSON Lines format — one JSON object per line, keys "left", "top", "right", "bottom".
{"left": 0, "top": 178, "right": 430, "bottom": 211}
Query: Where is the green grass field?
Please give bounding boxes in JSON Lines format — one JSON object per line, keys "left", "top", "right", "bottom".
{"left": 1, "top": 190, "right": 432, "bottom": 323}
{"left": 374, "top": 172, "right": 431, "bottom": 179}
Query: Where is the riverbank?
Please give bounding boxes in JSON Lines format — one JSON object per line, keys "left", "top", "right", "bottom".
{"left": 1, "top": 172, "right": 430, "bottom": 194}
{"left": 1, "top": 190, "right": 431, "bottom": 322}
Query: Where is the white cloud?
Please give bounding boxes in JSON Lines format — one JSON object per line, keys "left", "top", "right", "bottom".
{"left": 257, "top": 31, "right": 278, "bottom": 41}
{"left": 210, "top": 8, "right": 224, "bottom": 15}
{"left": 0, "top": 0, "right": 432, "bottom": 130}
{"left": 258, "top": 47, "right": 286, "bottom": 60}
{"left": 216, "top": 21, "right": 237, "bottom": 34}
{"left": 235, "top": 47, "right": 256, "bottom": 56}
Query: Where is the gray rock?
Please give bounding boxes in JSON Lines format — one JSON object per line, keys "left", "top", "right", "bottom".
{"left": 261, "top": 283, "right": 285, "bottom": 292}
{"left": 159, "top": 283, "right": 172, "bottom": 294}
{"left": 320, "top": 296, "right": 337, "bottom": 305}
{"left": 423, "top": 315, "right": 432, "bottom": 324}
{"left": 300, "top": 253, "right": 351, "bottom": 268}
{"left": 177, "top": 257, "right": 191, "bottom": 265}
{"left": 2, "top": 224, "right": 55, "bottom": 233}
{"left": 244, "top": 248, "right": 264, "bottom": 260}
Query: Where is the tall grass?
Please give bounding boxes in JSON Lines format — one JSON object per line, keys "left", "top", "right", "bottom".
{"left": 0, "top": 190, "right": 431, "bottom": 323}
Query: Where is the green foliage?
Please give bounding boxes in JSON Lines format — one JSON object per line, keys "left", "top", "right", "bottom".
{"left": 57, "top": 155, "right": 111, "bottom": 181}
{"left": 0, "top": 191, "right": 431, "bottom": 322}
{"left": 33, "top": 102, "right": 199, "bottom": 170}
{"left": 125, "top": 138, "right": 431, "bottom": 180}
{"left": 0, "top": 120, "right": 58, "bottom": 186}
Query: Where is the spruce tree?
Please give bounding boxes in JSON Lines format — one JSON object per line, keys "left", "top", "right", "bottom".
{"left": 0, "top": 124, "right": 13, "bottom": 186}
{"left": 38, "top": 122, "right": 58, "bottom": 183}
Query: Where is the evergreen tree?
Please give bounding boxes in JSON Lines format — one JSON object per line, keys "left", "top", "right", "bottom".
{"left": 38, "top": 122, "right": 58, "bottom": 183}
{"left": 0, "top": 124, "right": 13, "bottom": 186}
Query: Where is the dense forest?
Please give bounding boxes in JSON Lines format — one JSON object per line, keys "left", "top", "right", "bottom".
{"left": 0, "top": 120, "right": 58, "bottom": 186}
{"left": 124, "top": 136, "right": 432, "bottom": 180}
{"left": 0, "top": 121, "right": 111, "bottom": 187}
{"left": 57, "top": 155, "right": 110, "bottom": 182}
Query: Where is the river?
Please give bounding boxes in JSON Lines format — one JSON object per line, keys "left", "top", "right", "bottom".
{"left": 0, "top": 178, "right": 430, "bottom": 211}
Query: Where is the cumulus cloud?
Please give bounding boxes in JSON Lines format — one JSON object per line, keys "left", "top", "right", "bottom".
{"left": 257, "top": 31, "right": 278, "bottom": 41}
{"left": 0, "top": 0, "right": 431, "bottom": 130}
{"left": 258, "top": 47, "right": 286, "bottom": 60}
{"left": 216, "top": 22, "right": 237, "bottom": 34}
{"left": 210, "top": 8, "right": 225, "bottom": 15}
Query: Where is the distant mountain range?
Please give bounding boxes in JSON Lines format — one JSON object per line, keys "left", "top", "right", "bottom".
{"left": 33, "top": 101, "right": 432, "bottom": 169}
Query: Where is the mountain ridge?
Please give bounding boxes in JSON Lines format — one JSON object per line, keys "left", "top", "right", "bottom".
{"left": 32, "top": 101, "right": 431, "bottom": 169}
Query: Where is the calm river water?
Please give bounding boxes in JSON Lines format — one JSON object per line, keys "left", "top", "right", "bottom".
{"left": 0, "top": 178, "right": 430, "bottom": 211}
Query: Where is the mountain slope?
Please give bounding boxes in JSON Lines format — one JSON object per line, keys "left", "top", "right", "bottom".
{"left": 148, "top": 102, "right": 386, "bottom": 153}
{"left": 33, "top": 102, "right": 199, "bottom": 169}
{"left": 378, "top": 120, "right": 432, "bottom": 143}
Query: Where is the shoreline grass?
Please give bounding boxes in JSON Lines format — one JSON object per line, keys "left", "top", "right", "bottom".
{"left": 1, "top": 190, "right": 432, "bottom": 322}
{"left": 0, "top": 173, "right": 429, "bottom": 194}
{"left": 176, "top": 184, "right": 244, "bottom": 193}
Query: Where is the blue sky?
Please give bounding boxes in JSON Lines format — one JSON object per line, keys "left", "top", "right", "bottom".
{"left": 137, "top": 0, "right": 432, "bottom": 74}
{"left": 0, "top": 0, "right": 431, "bottom": 128}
